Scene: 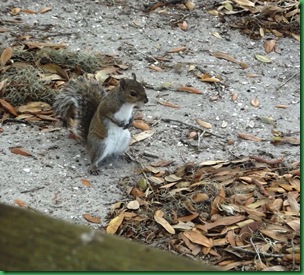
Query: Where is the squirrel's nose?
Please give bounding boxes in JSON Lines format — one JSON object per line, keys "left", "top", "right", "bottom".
{"left": 144, "top": 96, "right": 148, "bottom": 103}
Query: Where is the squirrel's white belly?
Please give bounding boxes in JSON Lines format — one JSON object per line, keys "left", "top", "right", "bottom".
{"left": 103, "top": 124, "right": 131, "bottom": 157}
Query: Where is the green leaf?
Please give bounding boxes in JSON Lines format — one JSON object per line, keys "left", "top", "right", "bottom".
{"left": 255, "top": 54, "right": 272, "bottom": 63}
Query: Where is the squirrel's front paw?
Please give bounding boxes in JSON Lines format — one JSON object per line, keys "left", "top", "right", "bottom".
{"left": 89, "top": 165, "right": 101, "bottom": 175}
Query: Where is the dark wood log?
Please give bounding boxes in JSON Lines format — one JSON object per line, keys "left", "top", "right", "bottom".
{"left": 0, "top": 204, "right": 219, "bottom": 271}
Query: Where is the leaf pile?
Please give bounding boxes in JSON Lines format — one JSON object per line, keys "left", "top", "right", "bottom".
{"left": 0, "top": 44, "right": 124, "bottom": 105}
{"left": 105, "top": 158, "right": 300, "bottom": 271}
{"left": 208, "top": 0, "right": 300, "bottom": 40}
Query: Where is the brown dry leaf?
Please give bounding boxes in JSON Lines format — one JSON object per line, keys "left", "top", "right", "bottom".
{"left": 147, "top": 65, "right": 163, "bottom": 72}
{"left": 10, "top": 147, "right": 32, "bottom": 157}
{"left": 178, "top": 21, "right": 188, "bottom": 31}
{"left": 154, "top": 210, "right": 175, "bottom": 234}
{"left": 40, "top": 6, "right": 53, "bottom": 13}
{"left": 192, "top": 193, "right": 209, "bottom": 203}
{"left": 81, "top": 178, "right": 91, "bottom": 187}
{"left": 23, "top": 41, "right": 66, "bottom": 49}
{"left": 106, "top": 212, "right": 125, "bottom": 234}
{"left": 132, "top": 120, "right": 150, "bottom": 130}
{"left": 178, "top": 213, "right": 199, "bottom": 222}
{"left": 287, "top": 192, "right": 300, "bottom": 214}
{"left": 0, "top": 99, "right": 18, "bottom": 116}
{"left": 130, "top": 130, "right": 154, "bottom": 144}
{"left": 286, "top": 219, "right": 300, "bottom": 232}
{"left": 238, "top": 133, "right": 262, "bottom": 142}
{"left": 167, "top": 46, "right": 187, "bottom": 53}
{"left": 210, "top": 51, "right": 239, "bottom": 64}
{"left": 1, "top": 47, "right": 13, "bottom": 66}
{"left": 196, "top": 119, "right": 212, "bottom": 129}
{"left": 291, "top": 33, "right": 300, "bottom": 42}
{"left": 176, "top": 86, "right": 202, "bottom": 94}
{"left": 260, "top": 229, "right": 288, "bottom": 242}
{"left": 11, "top": 7, "right": 21, "bottom": 15}
{"left": 83, "top": 214, "right": 101, "bottom": 224}
{"left": 151, "top": 159, "right": 174, "bottom": 167}
{"left": 158, "top": 101, "right": 180, "bottom": 108}
{"left": 183, "top": 230, "right": 213, "bottom": 247}
{"left": 15, "top": 199, "right": 27, "bottom": 207}
{"left": 283, "top": 254, "right": 301, "bottom": 263}
{"left": 250, "top": 97, "right": 260, "bottom": 107}
{"left": 198, "top": 73, "right": 221, "bottom": 83}
{"left": 275, "top": 104, "right": 288, "bottom": 109}
{"left": 22, "top": 9, "right": 36, "bottom": 14}
{"left": 263, "top": 39, "right": 276, "bottom": 53}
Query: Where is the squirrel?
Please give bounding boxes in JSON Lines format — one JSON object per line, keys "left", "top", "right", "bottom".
{"left": 53, "top": 73, "right": 148, "bottom": 175}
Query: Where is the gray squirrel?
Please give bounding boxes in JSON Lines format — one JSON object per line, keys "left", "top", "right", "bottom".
{"left": 53, "top": 73, "right": 148, "bottom": 174}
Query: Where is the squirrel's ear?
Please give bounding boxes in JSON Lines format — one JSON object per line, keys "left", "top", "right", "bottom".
{"left": 120, "top": 78, "right": 126, "bottom": 90}
{"left": 131, "top": 73, "right": 136, "bottom": 81}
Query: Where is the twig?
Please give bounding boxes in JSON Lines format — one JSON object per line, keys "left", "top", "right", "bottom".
{"left": 277, "top": 72, "right": 299, "bottom": 90}
{"left": 250, "top": 237, "right": 262, "bottom": 264}
{"left": 231, "top": 246, "right": 284, "bottom": 258}
{"left": 21, "top": 186, "right": 45, "bottom": 193}
{"left": 161, "top": 118, "right": 224, "bottom": 139}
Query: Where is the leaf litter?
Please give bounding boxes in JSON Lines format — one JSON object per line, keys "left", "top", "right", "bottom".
{"left": 105, "top": 157, "right": 300, "bottom": 271}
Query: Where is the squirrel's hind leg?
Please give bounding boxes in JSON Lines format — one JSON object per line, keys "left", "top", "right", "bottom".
{"left": 87, "top": 136, "right": 107, "bottom": 175}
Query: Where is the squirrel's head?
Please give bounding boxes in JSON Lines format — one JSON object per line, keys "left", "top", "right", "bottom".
{"left": 119, "top": 73, "right": 148, "bottom": 105}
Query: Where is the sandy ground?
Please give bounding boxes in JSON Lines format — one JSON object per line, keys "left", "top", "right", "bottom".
{"left": 0, "top": 0, "right": 300, "bottom": 228}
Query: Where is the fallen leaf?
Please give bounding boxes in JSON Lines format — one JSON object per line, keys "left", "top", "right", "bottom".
{"left": 198, "top": 73, "right": 221, "bottom": 83}
{"left": 148, "top": 65, "right": 163, "bottom": 72}
{"left": 255, "top": 54, "right": 272, "bottom": 63}
{"left": 0, "top": 99, "right": 18, "bottom": 116}
{"left": 154, "top": 210, "right": 175, "bottom": 234}
{"left": 183, "top": 230, "right": 213, "bottom": 247}
{"left": 18, "top": 101, "right": 52, "bottom": 114}
{"left": 238, "top": 133, "right": 262, "bottom": 142}
{"left": 177, "top": 86, "right": 202, "bottom": 94}
{"left": 196, "top": 119, "right": 212, "bottom": 129}
{"left": 165, "top": 174, "right": 182, "bottom": 183}
{"left": 250, "top": 97, "right": 260, "bottom": 107}
{"left": 167, "top": 47, "right": 187, "bottom": 53}
{"left": 11, "top": 7, "right": 21, "bottom": 15}
{"left": 184, "top": 1, "right": 195, "bottom": 10}
{"left": 275, "top": 104, "right": 288, "bottom": 109}
{"left": 40, "top": 6, "right": 53, "bottom": 13}
{"left": 130, "top": 130, "right": 154, "bottom": 144}
{"left": 232, "top": 0, "right": 255, "bottom": 7}
{"left": 263, "top": 39, "right": 276, "bottom": 53}
{"left": 81, "top": 179, "right": 91, "bottom": 187}
{"left": 106, "top": 213, "right": 124, "bottom": 234}
{"left": 10, "top": 147, "right": 32, "bottom": 156}
{"left": 127, "top": 200, "right": 140, "bottom": 210}
{"left": 0, "top": 47, "right": 13, "bottom": 66}
{"left": 212, "top": 32, "right": 222, "bottom": 39}
{"left": 158, "top": 101, "right": 180, "bottom": 108}
{"left": 83, "top": 214, "right": 101, "bottom": 224}
{"left": 151, "top": 160, "right": 174, "bottom": 167}
{"left": 210, "top": 51, "right": 239, "bottom": 64}
{"left": 178, "top": 21, "right": 188, "bottom": 31}
{"left": 22, "top": 9, "right": 36, "bottom": 14}
{"left": 132, "top": 120, "right": 150, "bottom": 130}
{"left": 15, "top": 199, "right": 27, "bottom": 207}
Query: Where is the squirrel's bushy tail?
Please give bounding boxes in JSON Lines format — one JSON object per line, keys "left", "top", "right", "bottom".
{"left": 53, "top": 76, "right": 104, "bottom": 140}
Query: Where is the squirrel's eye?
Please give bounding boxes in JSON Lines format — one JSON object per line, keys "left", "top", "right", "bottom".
{"left": 130, "top": 90, "right": 137, "bottom": 97}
